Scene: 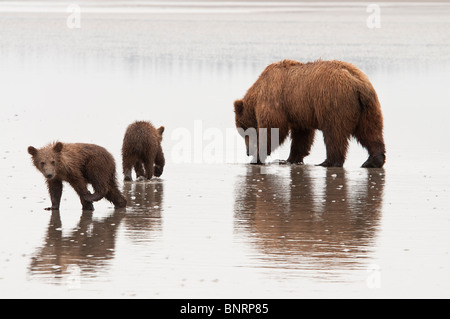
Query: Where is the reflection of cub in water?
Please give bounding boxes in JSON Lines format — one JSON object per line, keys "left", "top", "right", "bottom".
{"left": 29, "top": 209, "right": 125, "bottom": 281}
{"left": 234, "top": 165, "right": 385, "bottom": 266}
{"left": 122, "top": 181, "right": 164, "bottom": 242}
{"left": 29, "top": 181, "right": 165, "bottom": 282}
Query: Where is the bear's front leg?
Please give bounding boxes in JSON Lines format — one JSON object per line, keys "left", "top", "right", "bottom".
{"left": 154, "top": 149, "right": 165, "bottom": 177}
{"left": 254, "top": 113, "right": 289, "bottom": 164}
{"left": 253, "top": 128, "right": 270, "bottom": 164}
{"left": 319, "top": 129, "right": 349, "bottom": 167}
{"left": 286, "top": 128, "right": 316, "bottom": 164}
{"left": 45, "top": 179, "right": 63, "bottom": 210}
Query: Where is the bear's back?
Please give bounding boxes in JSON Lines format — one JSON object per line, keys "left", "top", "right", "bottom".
{"left": 122, "top": 121, "right": 159, "bottom": 157}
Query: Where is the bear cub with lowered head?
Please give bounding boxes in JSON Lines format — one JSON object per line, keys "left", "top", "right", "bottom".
{"left": 234, "top": 59, "right": 386, "bottom": 168}
{"left": 122, "top": 121, "right": 165, "bottom": 181}
{"left": 28, "top": 142, "right": 127, "bottom": 210}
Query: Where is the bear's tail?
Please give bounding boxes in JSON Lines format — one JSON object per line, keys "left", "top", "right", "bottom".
{"left": 354, "top": 79, "right": 386, "bottom": 167}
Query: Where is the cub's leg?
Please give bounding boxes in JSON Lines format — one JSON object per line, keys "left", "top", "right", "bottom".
{"left": 154, "top": 149, "right": 165, "bottom": 177}
{"left": 144, "top": 158, "right": 155, "bottom": 180}
{"left": 68, "top": 174, "right": 95, "bottom": 210}
{"left": 122, "top": 155, "right": 135, "bottom": 181}
{"left": 46, "top": 179, "right": 63, "bottom": 210}
{"left": 105, "top": 180, "right": 127, "bottom": 209}
{"left": 134, "top": 161, "right": 146, "bottom": 179}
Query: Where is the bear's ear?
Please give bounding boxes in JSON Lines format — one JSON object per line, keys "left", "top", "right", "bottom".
{"left": 53, "top": 142, "right": 63, "bottom": 153}
{"left": 234, "top": 99, "right": 244, "bottom": 115}
{"left": 157, "top": 126, "right": 165, "bottom": 137}
{"left": 28, "top": 146, "right": 37, "bottom": 156}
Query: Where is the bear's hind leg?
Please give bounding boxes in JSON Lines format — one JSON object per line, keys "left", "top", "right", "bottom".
{"left": 122, "top": 156, "right": 135, "bottom": 181}
{"left": 105, "top": 183, "right": 127, "bottom": 209}
{"left": 83, "top": 174, "right": 109, "bottom": 203}
{"left": 81, "top": 198, "right": 94, "bottom": 211}
{"left": 134, "top": 161, "right": 146, "bottom": 179}
{"left": 361, "top": 153, "right": 385, "bottom": 168}
{"left": 144, "top": 158, "right": 155, "bottom": 180}
{"left": 68, "top": 176, "right": 95, "bottom": 210}
{"left": 354, "top": 129, "right": 386, "bottom": 168}
{"left": 353, "top": 103, "right": 386, "bottom": 168}
{"left": 287, "top": 128, "right": 315, "bottom": 164}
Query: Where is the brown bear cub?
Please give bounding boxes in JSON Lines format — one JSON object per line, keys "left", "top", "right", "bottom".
{"left": 122, "top": 121, "right": 165, "bottom": 181}
{"left": 234, "top": 59, "right": 386, "bottom": 168}
{"left": 28, "top": 142, "right": 127, "bottom": 210}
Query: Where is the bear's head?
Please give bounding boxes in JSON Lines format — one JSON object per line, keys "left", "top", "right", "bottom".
{"left": 234, "top": 99, "right": 258, "bottom": 158}
{"left": 28, "top": 142, "right": 63, "bottom": 180}
{"left": 157, "top": 126, "right": 165, "bottom": 143}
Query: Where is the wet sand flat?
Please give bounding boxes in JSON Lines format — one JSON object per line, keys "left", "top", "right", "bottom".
{"left": 0, "top": 1, "right": 450, "bottom": 298}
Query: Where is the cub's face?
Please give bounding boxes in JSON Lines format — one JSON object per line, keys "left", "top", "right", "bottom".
{"left": 28, "top": 142, "right": 63, "bottom": 180}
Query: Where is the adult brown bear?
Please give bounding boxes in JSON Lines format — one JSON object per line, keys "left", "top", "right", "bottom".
{"left": 28, "top": 142, "right": 127, "bottom": 210}
{"left": 234, "top": 59, "right": 386, "bottom": 168}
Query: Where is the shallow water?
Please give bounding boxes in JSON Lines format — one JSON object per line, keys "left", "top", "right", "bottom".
{"left": 1, "top": 1, "right": 450, "bottom": 298}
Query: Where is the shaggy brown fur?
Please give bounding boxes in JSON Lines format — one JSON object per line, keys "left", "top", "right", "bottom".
{"left": 122, "top": 121, "right": 165, "bottom": 181}
{"left": 234, "top": 59, "right": 386, "bottom": 167}
{"left": 28, "top": 142, "right": 127, "bottom": 210}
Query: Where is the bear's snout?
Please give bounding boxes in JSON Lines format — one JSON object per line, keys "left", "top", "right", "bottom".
{"left": 45, "top": 173, "right": 54, "bottom": 179}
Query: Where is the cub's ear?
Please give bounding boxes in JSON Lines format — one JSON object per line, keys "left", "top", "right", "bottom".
{"left": 157, "top": 126, "right": 165, "bottom": 137}
{"left": 234, "top": 99, "right": 244, "bottom": 115}
{"left": 28, "top": 146, "right": 37, "bottom": 156}
{"left": 53, "top": 142, "right": 63, "bottom": 153}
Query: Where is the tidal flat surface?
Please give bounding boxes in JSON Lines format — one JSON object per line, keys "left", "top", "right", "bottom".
{"left": 0, "top": 1, "right": 450, "bottom": 298}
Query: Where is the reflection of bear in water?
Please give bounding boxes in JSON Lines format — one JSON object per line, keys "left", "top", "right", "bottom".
{"left": 234, "top": 60, "right": 385, "bottom": 167}
{"left": 28, "top": 142, "right": 127, "bottom": 210}
{"left": 234, "top": 165, "right": 385, "bottom": 266}
{"left": 122, "top": 181, "right": 164, "bottom": 243}
{"left": 29, "top": 210, "right": 125, "bottom": 280}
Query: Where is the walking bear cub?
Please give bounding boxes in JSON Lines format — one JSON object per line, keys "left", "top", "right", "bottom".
{"left": 122, "top": 121, "right": 165, "bottom": 181}
{"left": 28, "top": 142, "right": 127, "bottom": 210}
{"left": 234, "top": 59, "right": 386, "bottom": 168}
